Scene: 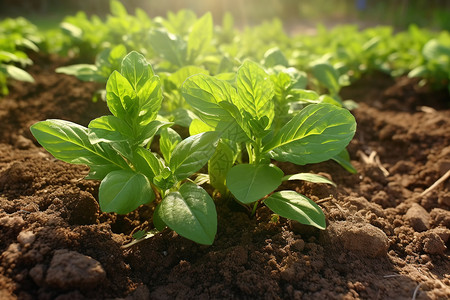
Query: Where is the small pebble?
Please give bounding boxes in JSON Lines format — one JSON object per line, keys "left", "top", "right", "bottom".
{"left": 17, "top": 231, "right": 36, "bottom": 245}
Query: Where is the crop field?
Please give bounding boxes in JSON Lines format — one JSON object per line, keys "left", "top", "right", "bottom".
{"left": 0, "top": 1, "right": 449, "bottom": 299}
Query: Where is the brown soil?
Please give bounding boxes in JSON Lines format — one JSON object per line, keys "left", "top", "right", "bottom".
{"left": 0, "top": 57, "right": 449, "bottom": 300}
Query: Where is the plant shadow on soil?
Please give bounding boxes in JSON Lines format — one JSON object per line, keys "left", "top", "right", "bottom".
{"left": 0, "top": 57, "right": 449, "bottom": 299}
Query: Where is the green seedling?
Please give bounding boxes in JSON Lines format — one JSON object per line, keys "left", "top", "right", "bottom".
{"left": 182, "top": 60, "right": 357, "bottom": 229}
{"left": 31, "top": 51, "right": 218, "bottom": 245}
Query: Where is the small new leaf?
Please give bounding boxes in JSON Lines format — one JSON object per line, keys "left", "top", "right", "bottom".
{"left": 264, "top": 191, "right": 326, "bottom": 229}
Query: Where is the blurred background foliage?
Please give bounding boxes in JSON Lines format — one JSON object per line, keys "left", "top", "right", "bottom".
{"left": 1, "top": 0, "right": 450, "bottom": 31}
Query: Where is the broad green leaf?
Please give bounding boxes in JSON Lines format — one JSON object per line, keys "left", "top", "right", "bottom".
{"left": 187, "top": 12, "right": 213, "bottom": 62}
{"left": 88, "top": 115, "right": 133, "bottom": 142}
{"left": 5, "top": 65, "right": 34, "bottom": 83}
{"left": 88, "top": 116, "right": 134, "bottom": 159}
{"left": 208, "top": 140, "right": 237, "bottom": 194}
{"left": 293, "top": 89, "right": 320, "bottom": 103}
{"left": 159, "top": 128, "right": 181, "bottom": 163}
{"left": 182, "top": 73, "right": 236, "bottom": 127}
{"left": 136, "top": 76, "right": 162, "bottom": 126}
{"left": 282, "top": 173, "right": 336, "bottom": 187}
{"left": 120, "top": 51, "right": 154, "bottom": 91}
{"left": 106, "top": 71, "right": 138, "bottom": 120}
{"left": 226, "top": 164, "right": 283, "bottom": 204}
{"left": 311, "top": 63, "right": 340, "bottom": 95}
{"left": 99, "top": 170, "right": 154, "bottom": 214}
{"left": 133, "top": 148, "right": 164, "bottom": 180}
{"left": 30, "top": 120, "right": 127, "bottom": 171}
{"left": 235, "top": 61, "right": 275, "bottom": 129}
{"left": 149, "top": 28, "right": 186, "bottom": 67}
{"left": 158, "top": 182, "right": 217, "bottom": 245}
{"left": 264, "top": 191, "right": 326, "bottom": 229}
{"left": 263, "top": 48, "right": 289, "bottom": 68}
{"left": 168, "top": 65, "right": 209, "bottom": 87}
{"left": 264, "top": 104, "right": 356, "bottom": 165}
{"left": 170, "top": 132, "right": 219, "bottom": 181}
{"left": 171, "top": 108, "right": 197, "bottom": 127}
{"left": 138, "top": 120, "right": 172, "bottom": 146}
{"left": 153, "top": 203, "right": 167, "bottom": 231}
{"left": 189, "top": 118, "right": 214, "bottom": 136}
{"left": 55, "top": 64, "right": 102, "bottom": 82}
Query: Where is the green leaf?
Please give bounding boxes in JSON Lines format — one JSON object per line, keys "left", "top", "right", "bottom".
{"left": 182, "top": 74, "right": 248, "bottom": 142}
{"left": 422, "top": 39, "right": 450, "bottom": 60}
{"left": 263, "top": 48, "right": 289, "bottom": 68}
{"left": 88, "top": 115, "right": 133, "bottom": 142}
{"left": 133, "top": 148, "right": 164, "bottom": 180}
{"left": 136, "top": 76, "right": 162, "bottom": 126}
{"left": 264, "top": 191, "right": 326, "bottom": 229}
{"left": 311, "top": 63, "right": 340, "bottom": 95}
{"left": 158, "top": 182, "right": 217, "bottom": 245}
{"left": 408, "top": 66, "right": 429, "bottom": 78}
{"left": 110, "top": 0, "right": 128, "bottom": 17}
{"left": 149, "top": 28, "right": 186, "bottom": 67}
{"left": 120, "top": 51, "right": 154, "bottom": 91}
{"left": 208, "top": 140, "right": 237, "bottom": 194}
{"left": 189, "top": 118, "right": 214, "bottom": 136}
{"left": 153, "top": 203, "right": 167, "bottom": 231}
{"left": 55, "top": 64, "right": 103, "bottom": 82}
{"left": 159, "top": 128, "right": 181, "bottom": 163}
{"left": 5, "top": 65, "right": 34, "bottom": 83}
{"left": 182, "top": 73, "right": 236, "bottom": 127}
{"left": 138, "top": 120, "right": 172, "bottom": 147}
{"left": 235, "top": 61, "right": 274, "bottom": 129}
{"left": 99, "top": 170, "right": 154, "bottom": 214}
{"left": 170, "top": 132, "right": 219, "bottom": 181}
{"left": 168, "top": 66, "right": 209, "bottom": 87}
{"left": 187, "top": 12, "right": 213, "bottom": 62}
{"left": 331, "top": 149, "right": 357, "bottom": 174}
{"left": 226, "top": 164, "right": 283, "bottom": 204}
{"left": 282, "top": 173, "right": 336, "bottom": 187}
{"left": 106, "top": 71, "right": 138, "bottom": 120}
{"left": 30, "top": 120, "right": 127, "bottom": 173}
{"left": 264, "top": 104, "right": 356, "bottom": 165}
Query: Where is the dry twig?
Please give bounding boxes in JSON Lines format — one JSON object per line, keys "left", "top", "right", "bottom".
{"left": 420, "top": 169, "right": 450, "bottom": 197}
{"left": 357, "top": 150, "right": 390, "bottom": 177}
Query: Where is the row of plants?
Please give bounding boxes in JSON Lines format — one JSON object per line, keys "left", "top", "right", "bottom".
{"left": 1, "top": 0, "right": 448, "bottom": 245}
{"left": 2, "top": 1, "right": 449, "bottom": 97}
{"left": 0, "top": 17, "right": 39, "bottom": 95}
{"left": 31, "top": 52, "right": 356, "bottom": 244}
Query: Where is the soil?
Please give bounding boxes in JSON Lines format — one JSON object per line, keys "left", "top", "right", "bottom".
{"left": 0, "top": 56, "right": 449, "bottom": 300}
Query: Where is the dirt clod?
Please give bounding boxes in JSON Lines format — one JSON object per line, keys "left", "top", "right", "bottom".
{"left": 406, "top": 203, "right": 430, "bottom": 232}
{"left": 45, "top": 249, "right": 106, "bottom": 290}
{"left": 327, "top": 221, "right": 389, "bottom": 258}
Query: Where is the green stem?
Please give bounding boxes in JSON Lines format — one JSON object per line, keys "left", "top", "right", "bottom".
{"left": 246, "top": 143, "right": 254, "bottom": 164}
{"left": 254, "top": 137, "right": 262, "bottom": 164}
{"left": 251, "top": 201, "right": 258, "bottom": 216}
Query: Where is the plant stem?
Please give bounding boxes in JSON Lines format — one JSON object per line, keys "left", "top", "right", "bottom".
{"left": 254, "top": 137, "right": 262, "bottom": 164}
{"left": 251, "top": 201, "right": 258, "bottom": 216}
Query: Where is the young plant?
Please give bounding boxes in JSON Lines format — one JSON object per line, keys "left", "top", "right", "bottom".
{"left": 182, "top": 60, "right": 357, "bottom": 229}
{"left": 31, "top": 51, "right": 218, "bottom": 245}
